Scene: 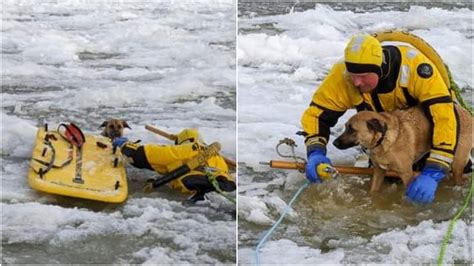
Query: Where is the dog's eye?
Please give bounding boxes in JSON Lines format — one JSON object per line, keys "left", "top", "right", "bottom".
{"left": 347, "top": 125, "right": 356, "bottom": 133}
{"left": 117, "top": 125, "right": 122, "bottom": 129}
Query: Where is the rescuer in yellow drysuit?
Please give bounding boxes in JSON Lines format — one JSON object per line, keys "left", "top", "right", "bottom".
{"left": 301, "top": 34, "right": 459, "bottom": 203}
{"left": 113, "top": 129, "right": 235, "bottom": 202}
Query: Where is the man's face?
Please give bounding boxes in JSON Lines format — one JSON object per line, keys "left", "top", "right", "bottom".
{"left": 349, "top": 72, "right": 379, "bottom": 93}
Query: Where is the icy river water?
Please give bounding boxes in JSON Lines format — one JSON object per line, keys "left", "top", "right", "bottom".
{"left": 2, "top": 1, "right": 236, "bottom": 264}
{"left": 237, "top": 1, "right": 472, "bottom": 264}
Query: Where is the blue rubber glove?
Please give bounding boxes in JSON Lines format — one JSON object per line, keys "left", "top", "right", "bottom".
{"left": 405, "top": 166, "right": 445, "bottom": 203}
{"left": 112, "top": 137, "right": 128, "bottom": 148}
{"left": 305, "top": 148, "right": 332, "bottom": 183}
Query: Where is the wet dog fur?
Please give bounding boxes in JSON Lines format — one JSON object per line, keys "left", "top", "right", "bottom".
{"left": 333, "top": 105, "right": 472, "bottom": 192}
{"left": 99, "top": 119, "right": 131, "bottom": 140}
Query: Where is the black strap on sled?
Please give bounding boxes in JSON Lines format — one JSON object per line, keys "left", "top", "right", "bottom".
{"left": 32, "top": 134, "right": 72, "bottom": 178}
{"left": 32, "top": 136, "right": 56, "bottom": 178}
{"left": 31, "top": 125, "right": 75, "bottom": 178}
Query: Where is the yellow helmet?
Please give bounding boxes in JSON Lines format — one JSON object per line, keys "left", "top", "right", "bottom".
{"left": 344, "top": 34, "right": 383, "bottom": 76}
{"left": 175, "top": 128, "right": 203, "bottom": 145}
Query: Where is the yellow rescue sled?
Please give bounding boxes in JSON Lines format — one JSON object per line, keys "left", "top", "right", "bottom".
{"left": 28, "top": 124, "right": 128, "bottom": 203}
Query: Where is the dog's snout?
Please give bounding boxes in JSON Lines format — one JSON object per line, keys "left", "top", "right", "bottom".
{"left": 333, "top": 135, "right": 356, "bottom": 150}
{"left": 110, "top": 131, "right": 122, "bottom": 138}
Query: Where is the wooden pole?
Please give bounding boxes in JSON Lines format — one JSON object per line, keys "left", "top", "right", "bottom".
{"left": 263, "top": 160, "right": 415, "bottom": 177}
{"left": 145, "top": 125, "right": 177, "bottom": 141}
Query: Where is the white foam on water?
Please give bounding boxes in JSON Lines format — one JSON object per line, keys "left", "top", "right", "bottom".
{"left": 1, "top": 113, "right": 37, "bottom": 158}
{"left": 239, "top": 239, "right": 346, "bottom": 264}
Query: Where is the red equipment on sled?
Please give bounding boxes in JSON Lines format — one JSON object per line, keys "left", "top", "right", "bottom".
{"left": 57, "top": 123, "right": 86, "bottom": 148}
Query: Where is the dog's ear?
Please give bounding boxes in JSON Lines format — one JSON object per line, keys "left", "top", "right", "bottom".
{"left": 122, "top": 120, "right": 131, "bottom": 129}
{"left": 366, "top": 118, "right": 386, "bottom": 134}
{"left": 99, "top": 121, "right": 108, "bottom": 128}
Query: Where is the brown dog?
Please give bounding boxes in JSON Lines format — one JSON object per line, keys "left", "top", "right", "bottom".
{"left": 99, "top": 119, "right": 131, "bottom": 139}
{"left": 333, "top": 105, "right": 472, "bottom": 192}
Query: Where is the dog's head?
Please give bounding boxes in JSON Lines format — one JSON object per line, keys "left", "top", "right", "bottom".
{"left": 99, "top": 119, "right": 131, "bottom": 139}
{"left": 333, "top": 111, "right": 387, "bottom": 150}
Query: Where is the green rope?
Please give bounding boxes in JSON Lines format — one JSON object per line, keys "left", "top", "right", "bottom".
{"left": 211, "top": 179, "right": 236, "bottom": 204}
{"left": 437, "top": 173, "right": 473, "bottom": 265}
{"left": 206, "top": 168, "right": 236, "bottom": 204}
{"left": 437, "top": 65, "right": 473, "bottom": 264}
{"left": 446, "top": 65, "right": 473, "bottom": 115}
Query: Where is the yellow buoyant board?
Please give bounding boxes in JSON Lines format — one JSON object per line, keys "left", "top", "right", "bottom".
{"left": 28, "top": 128, "right": 128, "bottom": 203}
